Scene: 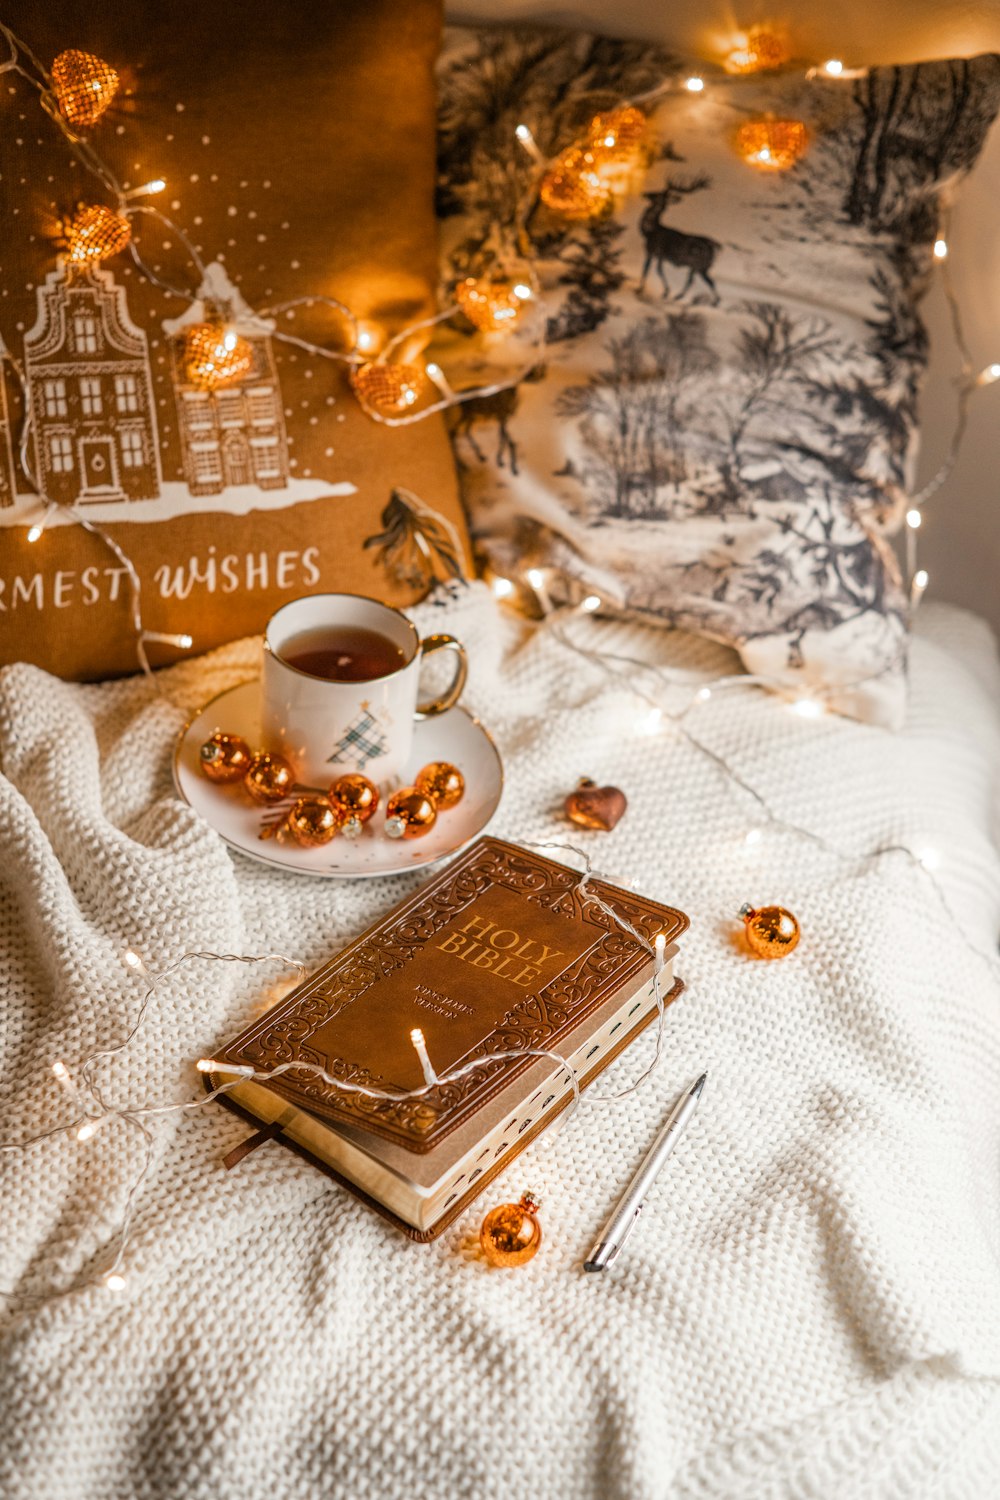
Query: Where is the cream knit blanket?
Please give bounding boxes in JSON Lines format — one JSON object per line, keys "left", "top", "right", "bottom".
{"left": 1, "top": 585, "right": 999, "bottom": 1499}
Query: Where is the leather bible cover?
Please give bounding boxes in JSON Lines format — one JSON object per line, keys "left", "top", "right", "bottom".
{"left": 212, "top": 973, "right": 685, "bottom": 1242}
{"left": 214, "top": 837, "right": 689, "bottom": 1154}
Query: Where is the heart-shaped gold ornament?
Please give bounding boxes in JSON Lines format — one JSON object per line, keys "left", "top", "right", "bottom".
{"left": 564, "top": 777, "right": 628, "bottom": 831}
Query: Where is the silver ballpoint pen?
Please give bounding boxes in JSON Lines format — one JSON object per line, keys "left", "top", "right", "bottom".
{"left": 583, "top": 1073, "right": 707, "bottom": 1272}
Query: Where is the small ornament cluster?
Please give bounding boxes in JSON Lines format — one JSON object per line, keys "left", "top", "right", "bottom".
{"left": 198, "top": 732, "right": 464, "bottom": 847}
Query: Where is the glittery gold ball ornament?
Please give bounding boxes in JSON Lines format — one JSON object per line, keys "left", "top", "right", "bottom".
{"left": 51, "top": 49, "right": 120, "bottom": 128}
{"left": 480, "top": 1193, "right": 542, "bottom": 1267}
{"left": 66, "top": 204, "right": 132, "bottom": 263}
{"left": 286, "top": 795, "right": 341, "bottom": 847}
{"left": 183, "top": 322, "right": 254, "bottom": 390}
{"left": 455, "top": 276, "right": 529, "bottom": 333}
{"left": 349, "top": 361, "right": 426, "bottom": 415}
{"left": 414, "top": 761, "right": 465, "bottom": 810}
{"left": 328, "top": 773, "right": 380, "bottom": 839}
{"left": 199, "top": 731, "right": 253, "bottom": 783}
{"left": 586, "top": 106, "right": 648, "bottom": 161}
{"left": 735, "top": 118, "right": 809, "bottom": 172}
{"left": 740, "top": 903, "right": 800, "bottom": 959}
{"left": 384, "top": 788, "right": 437, "bottom": 840}
{"left": 244, "top": 752, "right": 296, "bottom": 805}
{"left": 540, "top": 146, "right": 613, "bottom": 220}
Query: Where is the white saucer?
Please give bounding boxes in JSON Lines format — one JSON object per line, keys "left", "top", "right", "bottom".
{"left": 173, "top": 680, "right": 503, "bottom": 878}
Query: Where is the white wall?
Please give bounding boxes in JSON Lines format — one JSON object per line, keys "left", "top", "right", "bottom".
{"left": 447, "top": 2, "right": 1000, "bottom": 635}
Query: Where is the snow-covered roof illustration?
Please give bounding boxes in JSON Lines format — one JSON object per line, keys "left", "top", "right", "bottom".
{"left": 162, "top": 261, "right": 276, "bottom": 339}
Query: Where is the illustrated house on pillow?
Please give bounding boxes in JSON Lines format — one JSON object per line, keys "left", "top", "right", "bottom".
{"left": 163, "top": 261, "right": 289, "bottom": 497}
{"left": 24, "top": 264, "right": 161, "bottom": 506}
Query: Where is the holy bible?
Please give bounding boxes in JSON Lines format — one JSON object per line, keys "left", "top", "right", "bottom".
{"left": 206, "top": 837, "right": 688, "bottom": 1239}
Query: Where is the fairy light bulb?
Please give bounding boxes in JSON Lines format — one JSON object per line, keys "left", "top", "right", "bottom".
{"left": 906, "top": 508, "right": 922, "bottom": 529}
{"left": 736, "top": 119, "right": 809, "bottom": 172}
{"left": 580, "top": 594, "right": 602, "bottom": 612}
{"left": 182, "top": 322, "right": 254, "bottom": 390}
{"left": 122, "top": 948, "right": 146, "bottom": 972}
{"left": 125, "top": 179, "right": 166, "bottom": 199}
{"left": 654, "top": 932, "right": 666, "bottom": 970}
{"left": 105, "top": 1273, "right": 127, "bottom": 1292}
{"left": 977, "top": 363, "right": 1000, "bottom": 385}
{"left": 141, "top": 630, "right": 194, "bottom": 649}
{"left": 933, "top": 238, "right": 949, "bottom": 260}
{"left": 685, "top": 76, "right": 705, "bottom": 92}
{"left": 51, "top": 49, "right": 119, "bottom": 128}
{"left": 410, "top": 1027, "right": 437, "bottom": 1087}
{"left": 65, "top": 204, "right": 132, "bottom": 263}
{"left": 791, "top": 697, "right": 822, "bottom": 718}
{"left": 492, "top": 576, "right": 515, "bottom": 599}
{"left": 514, "top": 123, "right": 544, "bottom": 162}
{"left": 26, "top": 523, "right": 43, "bottom": 543}
{"left": 823, "top": 59, "right": 844, "bottom": 76}
{"left": 636, "top": 705, "right": 663, "bottom": 735}
{"left": 744, "top": 827, "right": 763, "bottom": 846}
{"left": 916, "top": 845, "right": 940, "bottom": 870}
{"left": 696, "top": 686, "right": 712, "bottom": 702}
{"left": 354, "top": 320, "right": 383, "bottom": 355}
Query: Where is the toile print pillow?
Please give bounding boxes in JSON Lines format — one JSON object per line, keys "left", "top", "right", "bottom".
{"left": 436, "top": 28, "right": 1000, "bottom": 726}
{"left": 0, "top": 0, "right": 470, "bottom": 681}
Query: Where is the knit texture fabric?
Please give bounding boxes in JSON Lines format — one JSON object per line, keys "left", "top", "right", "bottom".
{"left": 1, "top": 584, "right": 999, "bottom": 1499}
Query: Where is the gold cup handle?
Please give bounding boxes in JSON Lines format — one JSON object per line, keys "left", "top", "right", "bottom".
{"left": 415, "top": 634, "right": 468, "bottom": 719}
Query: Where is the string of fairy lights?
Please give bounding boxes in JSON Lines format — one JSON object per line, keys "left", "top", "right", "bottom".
{"left": 1, "top": 19, "right": 997, "bottom": 671}
{"left": 0, "top": 847, "right": 672, "bottom": 1302}
{"left": 0, "top": 18, "right": 997, "bottom": 1306}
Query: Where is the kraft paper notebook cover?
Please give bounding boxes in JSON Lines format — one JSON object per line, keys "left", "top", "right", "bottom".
{"left": 208, "top": 836, "right": 688, "bottom": 1239}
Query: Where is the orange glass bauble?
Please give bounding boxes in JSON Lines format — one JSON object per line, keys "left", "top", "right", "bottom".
{"left": 454, "top": 276, "right": 528, "bottom": 333}
{"left": 480, "top": 1193, "right": 542, "bottom": 1267}
{"left": 244, "top": 752, "right": 295, "bottom": 805}
{"left": 726, "top": 27, "right": 789, "bottom": 74}
{"left": 414, "top": 761, "right": 465, "bottom": 810}
{"left": 384, "top": 788, "right": 437, "bottom": 840}
{"left": 735, "top": 118, "right": 809, "bottom": 172}
{"left": 328, "top": 773, "right": 380, "bottom": 839}
{"left": 199, "top": 731, "right": 253, "bottom": 783}
{"left": 586, "top": 106, "right": 648, "bottom": 160}
{"left": 540, "top": 147, "right": 613, "bottom": 220}
{"left": 349, "top": 361, "right": 426, "bottom": 415}
{"left": 286, "top": 796, "right": 340, "bottom": 847}
{"left": 65, "top": 204, "right": 132, "bottom": 263}
{"left": 51, "top": 49, "right": 119, "bottom": 129}
{"left": 740, "top": 903, "right": 800, "bottom": 959}
{"left": 183, "top": 323, "right": 254, "bottom": 389}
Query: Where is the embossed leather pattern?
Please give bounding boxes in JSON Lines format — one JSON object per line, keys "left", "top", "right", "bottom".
{"left": 217, "top": 837, "right": 688, "bottom": 1153}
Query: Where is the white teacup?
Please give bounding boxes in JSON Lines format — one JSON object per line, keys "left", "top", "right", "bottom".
{"left": 260, "top": 593, "right": 467, "bottom": 787}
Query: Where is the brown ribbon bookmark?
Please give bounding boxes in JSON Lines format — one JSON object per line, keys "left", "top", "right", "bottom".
{"left": 222, "top": 1120, "right": 285, "bottom": 1170}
